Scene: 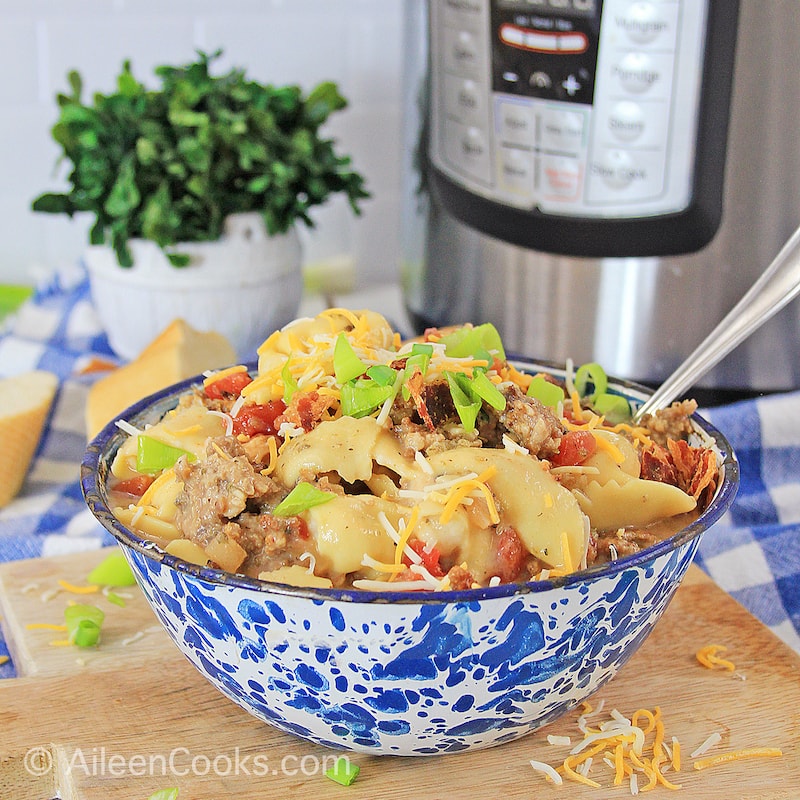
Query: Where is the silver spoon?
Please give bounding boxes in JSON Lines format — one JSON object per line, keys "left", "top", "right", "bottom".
{"left": 633, "top": 222, "right": 800, "bottom": 421}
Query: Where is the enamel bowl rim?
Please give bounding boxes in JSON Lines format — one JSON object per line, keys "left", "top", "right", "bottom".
{"left": 81, "top": 356, "right": 739, "bottom": 605}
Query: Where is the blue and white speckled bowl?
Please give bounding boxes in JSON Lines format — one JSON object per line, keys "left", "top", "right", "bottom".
{"left": 81, "top": 361, "right": 738, "bottom": 756}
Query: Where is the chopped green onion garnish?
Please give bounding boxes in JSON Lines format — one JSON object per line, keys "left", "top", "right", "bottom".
{"left": 64, "top": 603, "right": 105, "bottom": 648}
{"left": 469, "top": 370, "right": 506, "bottom": 411}
{"left": 72, "top": 619, "right": 101, "bottom": 648}
{"left": 86, "top": 550, "right": 136, "bottom": 587}
{"left": 445, "top": 372, "right": 481, "bottom": 432}
{"left": 325, "top": 756, "right": 360, "bottom": 786}
{"left": 273, "top": 482, "right": 335, "bottom": 517}
{"left": 148, "top": 790, "right": 179, "bottom": 800}
{"left": 438, "top": 322, "right": 506, "bottom": 362}
{"left": 410, "top": 342, "right": 434, "bottom": 357}
{"left": 366, "top": 364, "right": 397, "bottom": 386}
{"left": 592, "top": 392, "right": 631, "bottom": 424}
{"left": 136, "top": 436, "right": 195, "bottom": 474}
{"left": 340, "top": 380, "right": 395, "bottom": 418}
{"left": 105, "top": 591, "right": 127, "bottom": 608}
{"left": 282, "top": 357, "right": 299, "bottom": 402}
{"left": 574, "top": 362, "right": 608, "bottom": 401}
{"left": 333, "top": 333, "right": 368, "bottom": 384}
{"left": 527, "top": 376, "right": 565, "bottom": 409}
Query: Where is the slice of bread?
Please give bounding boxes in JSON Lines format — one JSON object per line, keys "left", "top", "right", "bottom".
{"left": 85, "top": 318, "right": 237, "bottom": 439}
{"left": 0, "top": 370, "right": 59, "bottom": 507}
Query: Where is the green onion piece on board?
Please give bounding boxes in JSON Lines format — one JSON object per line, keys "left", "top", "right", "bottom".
{"left": 136, "top": 437, "right": 195, "bottom": 474}
{"left": 574, "top": 362, "right": 608, "bottom": 401}
{"left": 334, "top": 333, "right": 368, "bottom": 384}
{"left": 592, "top": 392, "right": 632, "bottom": 424}
{"left": 282, "top": 358, "right": 299, "bottom": 402}
{"left": 273, "top": 482, "right": 335, "bottom": 517}
{"left": 366, "top": 364, "right": 397, "bottom": 386}
{"left": 325, "top": 757, "right": 360, "bottom": 786}
{"left": 64, "top": 604, "right": 105, "bottom": 648}
{"left": 527, "top": 376, "right": 565, "bottom": 409}
{"left": 446, "top": 372, "right": 481, "bottom": 432}
{"left": 469, "top": 370, "right": 506, "bottom": 410}
{"left": 105, "top": 592, "right": 127, "bottom": 608}
{"left": 86, "top": 550, "right": 136, "bottom": 586}
{"left": 438, "top": 322, "right": 506, "bottom": 362}
{"left": 148, "top": 790, "right": 179, "bottom": 800}
{"left": 340, "top": 381, "right": 395, "bottom": 418}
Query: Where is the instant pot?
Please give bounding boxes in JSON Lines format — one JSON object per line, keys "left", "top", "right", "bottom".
{"left": 401, "top": 0, "right": 800, "bottom": 398}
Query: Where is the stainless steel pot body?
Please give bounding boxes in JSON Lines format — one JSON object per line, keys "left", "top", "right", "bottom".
{"left": 401, "top": 0, "right": 800, "bottom": 392}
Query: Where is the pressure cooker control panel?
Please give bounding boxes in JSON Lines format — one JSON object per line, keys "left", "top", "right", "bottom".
{"left": 428, "top": 0, "right": 728, "bottom": 246}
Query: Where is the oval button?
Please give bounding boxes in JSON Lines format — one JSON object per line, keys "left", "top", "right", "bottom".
{"left": 615, "top": 52, "right": 661, "bottom": 94}
{"left": 622, "top": 2, "right": 670, "bottom": 45}
{"left": 608, "top": 101, "right": 645, "bottom": 142}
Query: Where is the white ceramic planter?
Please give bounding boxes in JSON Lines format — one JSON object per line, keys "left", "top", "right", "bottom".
{"left": 84, "top": 213, "right": 303, "bottom": 361}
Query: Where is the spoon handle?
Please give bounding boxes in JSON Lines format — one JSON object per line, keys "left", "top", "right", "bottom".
{"left": 633, "top": 222, "right": 800, "bottom": 420}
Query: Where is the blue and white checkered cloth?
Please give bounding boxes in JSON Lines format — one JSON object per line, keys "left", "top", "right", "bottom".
{"left": 1, "top": 265, "right": 799, "bottom": 681}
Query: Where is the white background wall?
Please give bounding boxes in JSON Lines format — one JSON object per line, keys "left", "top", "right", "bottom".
{"left": 0, "top": 0, "right": 405, "bottom": 289}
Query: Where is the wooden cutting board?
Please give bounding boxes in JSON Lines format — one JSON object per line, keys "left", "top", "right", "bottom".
{"left": 0, "top": 548, "right": 797, "bottom": 800}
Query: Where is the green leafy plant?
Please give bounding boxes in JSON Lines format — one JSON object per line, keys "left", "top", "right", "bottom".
{"left": 32, "top": 50, "right": 369, "bottom": 267}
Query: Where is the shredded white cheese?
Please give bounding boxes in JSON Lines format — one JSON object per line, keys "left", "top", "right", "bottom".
{"left": 690, "top": 731, "right": 722, "bottom": 758}
{"left": 115, "top": 419, "right": 142, "bottom": 437}
{"left": 207, "top": 409, "right": 234, "bottom": 436}
{"left": 529, "top": 759, "right": 563, "bottom": 786}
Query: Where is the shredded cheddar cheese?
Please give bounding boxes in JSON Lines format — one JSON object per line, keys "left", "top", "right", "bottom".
{"left": 438, "top": 466, "right": 499, "bottom": 525}
{"left": 57, "top": 580, "right": 99, "bottom": 595}
{"left": 693, "top": 748, "right": 783, "bottom": 771}
{"left": 202, "top": 364, "right": 248, "bottom": 386}
{"left": 592, "top": 432, "right": 626, "bottom": 464}
{"left": 259, "top": 435, "right": 280, "bottom": 476}
{"left": 696, "top": 644, "right": 736, "bottom": 672}
{"left": 534, "top": 700, "right": 783, "bottom": 793}
{"left": 25, "top": 622, "right": 68, "bottom": 631}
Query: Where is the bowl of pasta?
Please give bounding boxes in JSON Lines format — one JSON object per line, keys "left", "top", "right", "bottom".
{"left": 81, "top": 309, "right": 738, "bottom": 756}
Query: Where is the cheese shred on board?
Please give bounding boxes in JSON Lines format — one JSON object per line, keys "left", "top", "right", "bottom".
{"left": 531, "top": 700, "right": 783, "bottom": 793}
{"left": 696, "top": 643, "right": 736, "bottom": 672}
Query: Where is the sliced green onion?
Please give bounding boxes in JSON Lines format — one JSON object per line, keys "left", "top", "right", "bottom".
{"left": 592, "top": 392, "right": 631, "bottom": 424}
{"left": 366, "top": 364, "right": 397, "bottom": 386}
{"left": 325, "top": 757, "right": 360, "bottom": 786}
{"left": 281, "top": 357, "right": 299, "bottom": 402}
{"left": 136, "top": 436, "right": 195, "bottom": 474}
{"left": 574, "top": 362, "right": 608, "bottom": 401}
{"left": 273, "top": 482, "right": 335, "bottom": 517}
{"left": 333, "top": 333, "right": 368, "bottom": 384}
{"left": 469, "top": 370, "right": 506, "bottom": 410}
{"left": 105, "top": 591, "right": 127, "bottom": 608}
{"left": 438, "top": 322, "right": 506, "bottom": 362}
{"left": 64, "top": 603, "right": 105, "bottom": 648}
{"left": 445, "top": 371, "right": 481, "bottom": 432}
{"left": 527, "top": 375, "right": 565, "bottom": 409}
{"left": 86, "top": 550, "right": 136, "bottom": 587}
{"left": 340, "top": 380, "right": 395, "bottom": 418}
{"left": 148, "top": 790, "right": 179, "bottom": 800}
{"left": 410, "top": 342, "right": 434, "bottom": 357}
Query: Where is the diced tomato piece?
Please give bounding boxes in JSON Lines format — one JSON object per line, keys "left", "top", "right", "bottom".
{"left": 232, "top": 400, "right": 286, "bottom": 437}
{"left": 205, "top": 371, "right": 253, "bottom": 400}
{"left": 404, "top": 538, "right": 445, "bottom": 578}
{"left": 111, "top": 474, "right": 155, "bottom": 497}
{"left": 550, "top": 430, "right": 597, "bottom": 467}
